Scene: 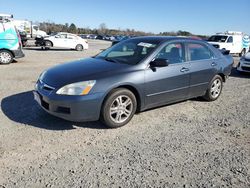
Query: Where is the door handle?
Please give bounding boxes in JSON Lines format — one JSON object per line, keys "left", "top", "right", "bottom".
{"left": 211, "top": 62, "right": 217, "bottom": 66}
{"left": 180, "top": 67, "right": 189, "bottom": 72}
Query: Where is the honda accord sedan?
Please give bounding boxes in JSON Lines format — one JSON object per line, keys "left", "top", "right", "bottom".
{"left": 34, "top": 37, "right": 233, "bottom": 128}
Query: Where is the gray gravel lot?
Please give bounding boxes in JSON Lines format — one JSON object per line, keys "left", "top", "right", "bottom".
{"left": 0, "top": 40, "right": 249, "bottom": 187}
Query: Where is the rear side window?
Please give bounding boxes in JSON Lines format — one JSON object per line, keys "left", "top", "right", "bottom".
{"left": 188, "top": 43, "right": 214, "bottom": 61}
{"left": 67, "top": 35, "right": 77, "bottom": 39}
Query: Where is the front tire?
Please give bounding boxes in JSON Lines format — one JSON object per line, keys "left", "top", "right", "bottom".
{"left": 101, "top": 88, "right": 137, "bottom": 128}
{"left": 0, "top": 50, "right": 13, "bottom": 64}
{"left": 203, "top": 75, "right": 223, "bottom": 101}
{"left": 76, "top": 44, "right": 83, "bottom": 51}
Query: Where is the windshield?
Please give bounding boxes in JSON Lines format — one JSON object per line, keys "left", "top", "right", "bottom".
{"left": 208, "top": 35, "right": 228, "bottom": 43}
{"left": 95, "top": 39, "right": 160, "bottom": 65}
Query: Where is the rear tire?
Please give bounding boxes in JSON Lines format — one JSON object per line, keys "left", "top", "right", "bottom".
{"left": 101, "top": 88, "right": 137, "bottom": 128}
{"left": 76, "top": 44, "right": 83, "bottom": 51}
{"left": 0, "top": 50, "right": 13, "bottom": 64}
{"left": 203, "top": 75, "right": 223, "bottom": 101}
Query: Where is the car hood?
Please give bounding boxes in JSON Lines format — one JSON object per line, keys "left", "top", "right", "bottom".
{"left": 41, "top": 58, "right": 130, "bottom": 88}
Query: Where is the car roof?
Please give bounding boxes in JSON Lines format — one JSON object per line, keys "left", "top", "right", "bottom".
{"left": 57, "top": 32, "right": 77, "bottom": 36}
{"left": 128, "top": 36, "right": 203, "bottom": 44}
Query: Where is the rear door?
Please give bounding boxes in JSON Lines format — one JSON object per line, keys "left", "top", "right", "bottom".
{"left": 144, "top": 42, "right": 190, "bottom": 108}
{"left": 186, "top": 42, "right": 218, "bottom": 98}
{"left": 67, "top": 34, "right": 78, "bottom": 48}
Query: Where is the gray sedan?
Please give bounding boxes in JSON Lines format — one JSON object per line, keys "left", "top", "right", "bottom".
{"left": 34, "top": 37, "right": 233, "bottom": 128}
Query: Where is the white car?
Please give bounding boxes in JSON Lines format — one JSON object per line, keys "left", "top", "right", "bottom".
{"left": 43, "top": 32, "right": 88, "bottom": 51}
{"left": 237, "top": 52, "right": 250, "bottom": 73}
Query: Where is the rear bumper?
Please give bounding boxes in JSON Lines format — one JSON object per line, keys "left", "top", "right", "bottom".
{"left": 34, "top": 90, "right": 105, "bottom": 122}
{"left": 13, "top": 49, "right": 25, "bottom": 59}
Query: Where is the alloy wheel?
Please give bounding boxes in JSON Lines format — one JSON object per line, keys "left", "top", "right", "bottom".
{"left": 210, "top": 78, "right": 222, "bottom": 99}
{"left": 109, "top": 95, "right": 133, "bottom": 123}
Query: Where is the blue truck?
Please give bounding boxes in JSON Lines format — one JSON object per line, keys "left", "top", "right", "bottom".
{"left": 0, "top": 15, "right": 24, "bottom": 64}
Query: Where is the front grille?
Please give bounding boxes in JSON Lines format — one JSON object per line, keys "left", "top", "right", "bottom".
{"left": 244, "top": 58, "right": 250, "bottom": 62}
{"left": 43, "top": 85, "right": 54, "bottom": 91}
{"left": 242, "top": 66, "right": 250, "bottom": 71}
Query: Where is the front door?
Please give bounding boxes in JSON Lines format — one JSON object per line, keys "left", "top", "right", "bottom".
{"left": 53, "top": 34, "right": 67, "bottom": 48}
{"left": 144, "top": 42, "right": 190, "bottom": 108}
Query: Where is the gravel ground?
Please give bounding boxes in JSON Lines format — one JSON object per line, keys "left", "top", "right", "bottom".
{"left": 0, "top": 40, "right": 249, "bottom": 187}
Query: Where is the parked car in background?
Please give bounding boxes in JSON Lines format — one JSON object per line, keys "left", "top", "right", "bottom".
{"left": 112, "top": 36, "right": 131, "bottom": 46}
{"left": 41, "top": 32, "right": 88, "bottom": 51}
{"left": 89, "top": 34, "right": 97, "bottom": 39}
{"left": 79, "top": 34, "right": 88, "bottom": 39}
{"left": 0, "top": 16, "right": 24, "bottom": 64}
{"left": 96, "top": 35, "right": 104, "bottom": 40}
{"left": 237, "top": 52, "right": 250, "bottom": 73}
{"left": 208, "top": 31, "right": 249, "bottom": 57}
{"left": 34, "top": 37, "right": 233, "bottom": 128}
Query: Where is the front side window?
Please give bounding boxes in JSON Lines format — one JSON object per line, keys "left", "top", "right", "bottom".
{"left": 155, "top": 43, "right": 185, "bottom": 64}
{"left": 227, "top": 36, "right": 233, "bottom": 43}
{"left": 56, "top": 34, "right": 67, "bottom": 39}
{"left": 67, "top": 34, "right": 77, "bottom": 39}
{"left": 188, "top": 43, "right": 213, "bottom": 61}
{"left": 96, "top": 40, "right": 160, "bottom": 65}
{"left": 33, "top": 26, "right": 38, "bottom": 31}
{"left": 208, "top": 35, "right": 228, "bottom": 43}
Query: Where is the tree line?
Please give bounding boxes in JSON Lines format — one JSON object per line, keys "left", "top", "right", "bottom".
{"left": 39, "top": 22, "right": 208, "bottom": 39}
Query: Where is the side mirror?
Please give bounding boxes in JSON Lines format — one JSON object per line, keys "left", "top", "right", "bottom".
{"left": 150, "top": 58, "right": 169, "bottom": 67}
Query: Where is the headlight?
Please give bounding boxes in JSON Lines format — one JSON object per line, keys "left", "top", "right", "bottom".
{"left": 56, "top": 80, "right": 96, "bottom": 95}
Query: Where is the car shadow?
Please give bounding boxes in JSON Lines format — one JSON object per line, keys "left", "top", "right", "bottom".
{"left": 1, "top": 91, "right": 107, "bottom": 130}
{"left": 230, "top": 67, "right": 250, "bottom": 79}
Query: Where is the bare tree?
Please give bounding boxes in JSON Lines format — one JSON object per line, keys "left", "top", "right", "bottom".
{"left": 98, "top": 23, "right": 107, "bottom": 35}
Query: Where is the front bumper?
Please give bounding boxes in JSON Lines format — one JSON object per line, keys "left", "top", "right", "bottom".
{"left": 237, "top": 60, "right": 250, "bottom": 73}
{"left": 34, "top": 82, "right": 105, "bottom": 122}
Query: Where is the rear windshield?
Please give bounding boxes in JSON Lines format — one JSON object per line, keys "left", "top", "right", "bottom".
{"left": 208, "top": 35, "right": 228, "bottom": 43}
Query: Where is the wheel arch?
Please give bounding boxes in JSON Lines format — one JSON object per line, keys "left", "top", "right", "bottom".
{"left": 217, "top": 73, "right": 226, "bottom": 82}
{"left": 101, "top": 84, "right": 142, "bottom": 113}
{"left": 0, "top": 48, "right": 15, "bottom": 58}
{"left": 44, "top": 40, "right": 53, "bottom": 47}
